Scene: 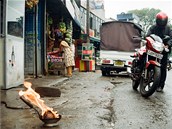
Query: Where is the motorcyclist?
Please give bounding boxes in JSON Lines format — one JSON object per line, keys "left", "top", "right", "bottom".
{"left": 146, "top": 12, "right": 172, "bottom": 92}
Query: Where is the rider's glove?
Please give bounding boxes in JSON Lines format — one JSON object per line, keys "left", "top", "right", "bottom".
{"left": 164, "top": 47, "right": 169, "bottom": 52}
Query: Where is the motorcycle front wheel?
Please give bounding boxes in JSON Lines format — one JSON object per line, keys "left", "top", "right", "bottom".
{"left": 167, "top": 61, "right": 171, "bottom": 71}
{"left": 140, "top": 66, "right": 161, "bottom": 97}
{"left": 132, "top": 78, "right": 140, "bottom": 91}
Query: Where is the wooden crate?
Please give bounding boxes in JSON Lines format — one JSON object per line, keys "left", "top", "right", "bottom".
{"left": 49, "top": 62, "right": 66, "bottom": 75}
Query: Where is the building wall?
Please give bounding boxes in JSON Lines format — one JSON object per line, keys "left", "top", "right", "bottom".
{"left": 117, "top": 13, "right": 140, "bottom": 24}
{"left": 5, "top": 36, "right": 24, "bottom": 88}
{"left": 0, "top": 39, "right": 4, "bottom": 88}
{"left": 91, "top": 9, "right": 106, "bottom": 21}
{"left": 79, "top": 0, "right": 105, "bottom": 37}
{"left": 80, "top": 0, "right": 105, "bottom": 21}
{"left": 4, "top": 0, "right": 25, "bottom": 88}
{"left": 80, "top": 6, "right": 105, "bottom": 37}
{"left": 0, "top": 0, "right": 5, "bottom": 88}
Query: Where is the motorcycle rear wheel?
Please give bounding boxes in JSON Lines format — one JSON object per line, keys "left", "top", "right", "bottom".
{"left": 140, "top": 66, "right": 161, "bottom": 97}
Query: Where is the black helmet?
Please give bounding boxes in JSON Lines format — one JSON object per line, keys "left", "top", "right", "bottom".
{"left": 156, "top": 12, "right": 168, "bottom": 26}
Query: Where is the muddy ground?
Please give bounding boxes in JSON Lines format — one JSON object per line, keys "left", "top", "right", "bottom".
{"left": 1, "top": 71, "right": 115, "bottom": 129}
{"left": 1, "top": 70, "right": 172, "bottom": 129}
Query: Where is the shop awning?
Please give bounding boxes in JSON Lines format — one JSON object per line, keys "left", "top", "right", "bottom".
{"left": 65, "top": 0, "right": 81, "bottom": 29}
{"left": 47, "top": 0, "right": 83, "bottom": 38}
{"left": 90, "top": 36, "right": 100, "bottom": 43}
{"left": 90, "top": 36, "right": 100, "bottom": 50}
{"left": 47, "top": 0, "right": 81, "bottom": 28}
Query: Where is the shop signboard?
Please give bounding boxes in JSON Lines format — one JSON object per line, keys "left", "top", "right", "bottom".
{"left": 93, "top": 0, "right": 104, "bottom": 9}
{"left": 81, "top": 0, "right": 104, "bottom": 9}
{"left": 81, "top": 43, "right": 94, "bottom": 61}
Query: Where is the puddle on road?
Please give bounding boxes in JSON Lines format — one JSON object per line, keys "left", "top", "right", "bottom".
{"left": 110, "top": 82, "right": 122, "bottom": 85}
{"left": 35, "top": 87, "right": 61, "bottom": 97}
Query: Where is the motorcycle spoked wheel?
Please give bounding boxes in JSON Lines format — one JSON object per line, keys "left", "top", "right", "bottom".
{"left": 167, "top": 62, "right": 171, "bottom": 71}
{"left": 132, "top": 79, "right": 140, "bottom": 91}
{"left": 131, "top": 59, "right": 141, "bottom": 91}
{"left": 140, "top": 66, "right": 161, "bottom": 97}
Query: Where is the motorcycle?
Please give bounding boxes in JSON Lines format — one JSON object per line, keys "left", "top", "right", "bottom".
{"left": 130, "top": 34, "right": 170, "bottom": 97}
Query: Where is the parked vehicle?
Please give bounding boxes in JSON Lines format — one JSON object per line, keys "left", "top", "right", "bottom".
{"left": 130, "top": 34, "right": 170, "bottom": 97}
{"left": 99, "top": 21, "right": 143, "bottom": 76}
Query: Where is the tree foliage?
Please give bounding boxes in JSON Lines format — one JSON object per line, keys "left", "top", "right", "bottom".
{"left": 128, "top": 8, "right": 161, "bottom": 32}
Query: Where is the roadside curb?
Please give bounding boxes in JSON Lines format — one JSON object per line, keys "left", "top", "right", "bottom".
{"left": 47, "top": 77, "right": 69, "bottom": 87}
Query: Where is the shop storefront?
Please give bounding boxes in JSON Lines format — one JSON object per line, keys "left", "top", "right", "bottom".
{"left": 24, "top": 0, "right": 82, "bottom": 76}
{"left": 45, "top": 0, "right": 81, "bottom": 75}
{"left": 24, "top": 0, "right": 103, "bottom": 77}
{"left": 0, "top": 0, "right": 100, "bottom": 89}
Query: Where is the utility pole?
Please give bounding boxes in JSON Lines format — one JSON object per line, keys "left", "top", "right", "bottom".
{"left": 85, "top": 0, "right": 90, "bottom": 72}
{"left": 86, "top": 0, "right": 90, "bottom": 43}
{"left": 34, "top": 4, "right": 38, "bottom": 78}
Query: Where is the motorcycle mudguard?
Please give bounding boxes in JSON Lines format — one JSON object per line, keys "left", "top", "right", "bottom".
{"left": 146, "top": 60, "right": 161, "bottom": 68}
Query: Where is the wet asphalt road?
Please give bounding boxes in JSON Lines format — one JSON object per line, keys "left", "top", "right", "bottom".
{"left": 1, "top": 70, "right": 172, "bottom": 129}
{"left": 110, "top": 70, "right": 172, "bottom": 129}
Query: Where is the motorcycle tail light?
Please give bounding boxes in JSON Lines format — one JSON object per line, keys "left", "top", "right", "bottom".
{"left": 102, "top": 59, "right": 111, "bottom": 64}
{"left": 128, "top": 61, "right": 132, "bottom": 65}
